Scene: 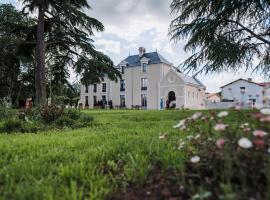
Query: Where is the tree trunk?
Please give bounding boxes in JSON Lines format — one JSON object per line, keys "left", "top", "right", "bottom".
{"left": 35, "top": 5, "right": 47, "bottom": 106}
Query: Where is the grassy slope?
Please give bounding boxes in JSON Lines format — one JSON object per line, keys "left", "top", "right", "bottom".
{"left": 0, "top": 110, "right": 195, "bottom": 200}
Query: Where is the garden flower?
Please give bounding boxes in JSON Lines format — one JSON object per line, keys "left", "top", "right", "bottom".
{"left": 159, "top": 133, "right": 167, "bottom": 139}
{"left": 178, "top": 142, "right": 185, "bottom": 150}
{"left": 194, "top": 134, "right": 200, "bottom": 140}
{"left": 216, "top": 138, "right": 226, "bottom": 149}
{"left": 238, "top": 137, "right": 252, "bottom": 149}
{"left": 260, "top": 107, "right": 270, "bottom": 115}
{"left": 260, "top": 116, "right": 270, "bottom": 123}
{"left": 191, "top": 112, "right": 203, "bottom": 120}
{"left": 253, "top": 139, "right": 265, "bottom": 148}
{"left": 217, "top": 111, "right": 229, "bottom": 118}
{"left": 243, "top": 127, "right": 251, "bottom": 132}
{"left": 253, "top": 130, "right": 267, "bottom": 137}
{"left": 173, "top": 119, "right": 185, "bottom": 129}
{"left": 214, "top": 123, "right": 227, "bottom": 131}
{"left": 187, "top": 135, "right": 194, "bottom": 140}
{"left": 190, "top": 156, "right": 200, "bottom": 163}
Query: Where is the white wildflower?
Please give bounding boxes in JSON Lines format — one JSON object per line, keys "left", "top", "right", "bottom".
{"left": 260, "top": 107, "right": 270, "bottom": 115}
{"left": 191, "top": 112, "right": 203, "bottom": 120}
{"left": 238, "top": 137, "right": 252, "bottom": 149}
{"left": 190, "top": 156, "right": 200, "bottom": 163}
{"left": 173, "top": 119, "right": 186, "bottom": 129}
{"left": 217, "top": 111, "right": 229, "bottom": 118}
{"left": 194, "top": 134, "right": 200, "bottom": 140}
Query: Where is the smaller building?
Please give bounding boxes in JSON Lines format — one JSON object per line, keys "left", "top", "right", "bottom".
{"left": 220, "top": 78, "right": 269, "bottom": 108}
{"left": 206, "top": 93, "right": 221, "bottom": 103}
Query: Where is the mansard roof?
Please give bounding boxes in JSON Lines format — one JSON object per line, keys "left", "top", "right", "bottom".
{"left": 119, "top": 52, "right": 171, "bottom": 67}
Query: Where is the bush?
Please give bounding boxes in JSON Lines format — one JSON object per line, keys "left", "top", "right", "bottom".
{"left": 66, "top": 109, "right": 81, "bottom": 120}
{"left": 39, "top": 105, "right": 63, "bottom": 123}
{"left": 0, "top": 107, "right": 17, "bottom": 120}
{"left": 54, "top": 115, "right": 75, "bottom": 127}
{"left": 1, "top": 119, "right": 23, "bottom": 133}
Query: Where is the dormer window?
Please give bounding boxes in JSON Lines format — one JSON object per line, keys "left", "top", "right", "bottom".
{"left": 142, "top": 63, "right": 147, "bottom": 72}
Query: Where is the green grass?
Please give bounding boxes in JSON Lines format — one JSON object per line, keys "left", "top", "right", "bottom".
{"left": 0, "top": 109, "right": 195, "bottom": 200}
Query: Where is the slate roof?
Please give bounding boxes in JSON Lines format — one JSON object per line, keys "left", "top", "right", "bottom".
{"left": 175, "top": 71, "right": 205, "bottom": 87}
{"left": 119, "top": 52, "right": 171, "bottom": 67}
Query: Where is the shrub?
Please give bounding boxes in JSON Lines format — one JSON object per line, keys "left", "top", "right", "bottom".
{"left": 39, "top": 105, "right": 63, "bottom": 123}
{"left": 1, "top": 119, "right": 23, "bottom": 133}
{"left": 66, "top": 109, "right": 81, "bottom": 120}
{"left": 0, "top": 107, "right": 17, "bottom": 120}
{"left": 54, "top": 115, "right": 74, "bottom": 127}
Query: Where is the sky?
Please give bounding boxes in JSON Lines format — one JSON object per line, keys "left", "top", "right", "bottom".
{"left": 2, "top": 0, "right": 268, "bottom": 92}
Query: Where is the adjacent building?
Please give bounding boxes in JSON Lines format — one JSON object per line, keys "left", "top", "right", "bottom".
{"left": 206, "top": 93, "right": 221, "bottom": 103}
{"left": 220, "top": 78, "right": 270, "bottom": 108}
{"left": 80, "top": 47, "right": 206, "bottom": 110}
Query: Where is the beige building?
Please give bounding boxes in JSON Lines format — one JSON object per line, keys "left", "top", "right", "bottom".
{"left": 80, "top": 47, "right": 206, "bottom": 110}
{"left": 206, "top": 93, "right": 221, "bottom": 103}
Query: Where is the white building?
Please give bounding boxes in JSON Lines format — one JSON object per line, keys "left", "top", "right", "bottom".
{"left": 80, "top": 47, "right": 206, "bottom": 110}
{"left": 220, "top": 78, "right": 270, "bottom": 108}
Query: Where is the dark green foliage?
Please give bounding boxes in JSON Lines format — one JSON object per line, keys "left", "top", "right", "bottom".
{"left": 39, "top": 105, "right": 64, "bottom": 123}
{"left": 170, "top": 0, "right": 270, "bottom": 76}
{"left": 0, "top": 107, "right": 17, "bottom": 120}
{"left": 66, "top": 109, "right": 81, "bottom": 120}
{"left": 54, "top": 115, "right": 74, "bottom": 127}
{"left": 1, "top": 119, "right": 23, "bottom": 133}
{"left": 0, "top": 3, "right": 121, "bottom": 105}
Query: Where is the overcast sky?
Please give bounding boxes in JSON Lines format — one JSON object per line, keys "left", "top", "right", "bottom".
{"left": 3, "top": 0, "right": 268, "bottom": 92}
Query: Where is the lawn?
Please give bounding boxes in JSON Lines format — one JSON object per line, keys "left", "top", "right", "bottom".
{"left": 1, "top": 109, "right": 269, "bottom": 200}
{"left": 0, "top": 110, "right": 193, "bottom": 200}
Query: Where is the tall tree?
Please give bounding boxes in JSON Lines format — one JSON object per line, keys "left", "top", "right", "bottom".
{"left": 0, "top": 4, "right": 35, "bottom": 104}
{"left": 21, "top": 0, "right": 120, "bottom": 105}
{"left": 169, "top": 0, "right": 270, "bottom": 76}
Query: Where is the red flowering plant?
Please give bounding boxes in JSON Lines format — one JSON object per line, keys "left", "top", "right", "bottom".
{"left": 173, "top": 108, "right": 270, "bottom": 199}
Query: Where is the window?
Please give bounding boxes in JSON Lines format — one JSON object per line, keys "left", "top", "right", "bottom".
{"left": 141, "top": 78, "right": 147, "bottom": 91}
{"left": 142, "top": 63, "right": 147, "bottom": 72}
{"left": 102, "top": 83, "right": 106, "bottom": 92}
{"left": 120, "top": 95, "right": 125, "bottom": 107}
{"left": 93, "top": 84, "right": 97, "bottom": 93}
{"left": 141, "top": 94, "right": 147, "bottom": 108}
{"left": 192, "top": 92, "right": 194, "bottom": 99}
{"left": 120, "top": 80, "right": 125, "bottom": 92}
{"left": 102, "top": 95, "right": 107, "bottom": 104}
{"left": 240, "top": 87, "right": 245, "bottom": 93}
{"left": 121, "top": 66, "right": 125, "bottom": 74}
{"left": 85, "top": 85, "right": 88, "bottom": 93}
{"left": 188, "top": 91, "right": 190, "bottom": 98}
{"left": 197, "top": 92, "right": 198, "bottom": 99}
{"left": 93, "top": 96, "right": 97, "bottom": 106}
{"left": 85, "top": 96, "right": 89, "bottom": 107}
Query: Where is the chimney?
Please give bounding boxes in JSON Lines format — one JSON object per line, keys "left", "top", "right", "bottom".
{"left": 139, "top": 47, "right": 146, "bottom": 57}
{"left": 248, "top": 78, "right": 252, "bottom": 82}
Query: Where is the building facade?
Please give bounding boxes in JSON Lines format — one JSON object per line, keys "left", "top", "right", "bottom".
{"left": 80, "top": 47, "right": 206, "bottom": 110}
{"left": 220, "top": 78, "right": 270, "bottom": 108}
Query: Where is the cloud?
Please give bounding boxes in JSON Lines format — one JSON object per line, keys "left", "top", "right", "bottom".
{"left": 95, "top": 39, "right": 121, "bottom": 55}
